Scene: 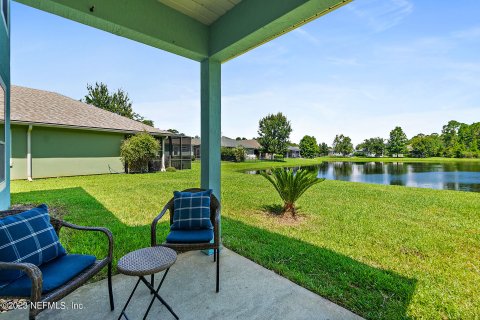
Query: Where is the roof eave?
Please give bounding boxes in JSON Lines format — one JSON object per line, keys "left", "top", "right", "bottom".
{"left": 9, "top": 120, "right": 170, "bottom": 136}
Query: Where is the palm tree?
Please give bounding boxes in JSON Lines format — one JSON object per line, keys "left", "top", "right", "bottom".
{"left": 261, "top": 168, "right": 324, "bottom": 216}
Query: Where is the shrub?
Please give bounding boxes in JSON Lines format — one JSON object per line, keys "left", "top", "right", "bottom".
{"left": 261, "top": 168, "right": 324, "bottom": 217}
{"left": 353, "top": 151, "right": 366, "bottom": 157}
{"left": 299, "top": 135, "right": 319, "bottom": 158}
{"left": 120, "top": 132, "right": 159, "bottom": 173}
{"left": 166, "top": 166, "right": 176, "bottom": 172}
{"left": 234, "top": 146, "right": 246, "bottom": 162}
{"left": 273, "top": 154, "right": 285, "bottom": 161}
{"left": 460, "top": 150, "right": 480, "bottom": 158}
{"left": 192, "top": 155, "right": 196, "bottom": 161}
{"left": 221, "top": 147, "right": 235, "bottom": 161}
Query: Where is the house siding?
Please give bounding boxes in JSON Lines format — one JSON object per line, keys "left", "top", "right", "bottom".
{"left": 9, "top": 124, "right": 125, "bottom": 179}
{"left": 11, "top": 124, "right": 27, "bottom": 179}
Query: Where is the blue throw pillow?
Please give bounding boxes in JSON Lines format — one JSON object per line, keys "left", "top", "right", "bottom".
{"left": 0, "top": 204, "right": 67, "bottom": 283}
{"left": 171, "top": 190, "right": 213, "bottom": 230}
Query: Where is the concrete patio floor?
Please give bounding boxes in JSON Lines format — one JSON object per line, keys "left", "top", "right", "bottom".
{"left": 4, "top": 248, "right": 363, "bottom": 320}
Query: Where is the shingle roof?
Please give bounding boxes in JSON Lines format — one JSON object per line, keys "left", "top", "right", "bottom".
{"left": 0, "top": 86, "right": 170, "bottom": 135}
{"left": 221, "top": 136, "right": 238, "bottom": 148}
{"left": 236, "top": 139, "right": 261, "bottom": 149}
{"left": 191, "top": 136, "right": 260, "bottom": 149}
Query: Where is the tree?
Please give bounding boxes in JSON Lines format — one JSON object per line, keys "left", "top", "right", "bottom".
{"left": 332, "top": 134, "right": 353, "bottom": 156}
{"left": 299, "top": 135, "right": 319, "bottom": 158}
{"left": 318, "top": 142, "right": 329, "bottom": 156}
{"left": 441, "top": 120, "right": 462, "bottom": 157}
{"left": 261, "top": 168, "right": 324, "bottom": 217}
{"left": 359, "top": 137, "right": 385, "bottom": 157}
{"left": 141, "top": 119, "right": 154, "bottom": 127}
{"left": 355, "top": 142, "right": 368, "bottom": 156}
{"left": 120, "top": 132, "right": 160, "bottom": 173}
{"left": 410, "top": 133, "right": 442, "bottom": 158}
{"left": 83, "top": 82, "right": 154, "bottom": 126}
{"left": 470, "top": 122, "right": 480, "bottom": 153}
{"left": 387, "top": 126, "right": 408, "bottom": 157}
{"left": 257, "top": 112, "right": 292, "bottom": 159}
{"left": 233, "top": 146, "right": 246, "bottom": 162}
{"left": 167, "top": 129, "right": 184, "bottom": 135}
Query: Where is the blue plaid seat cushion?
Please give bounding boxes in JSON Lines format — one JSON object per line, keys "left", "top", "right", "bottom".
{"left": 0, "top": 204, "right": 66, "bottom": 283}
{"left": 171, "top": 190, "right": 213, "bottom": 230}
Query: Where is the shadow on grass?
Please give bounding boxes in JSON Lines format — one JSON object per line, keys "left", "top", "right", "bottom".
{"left": 222, "top": 217, "right": 417, "bottom": 320}
{"left": 11, "top": 187, "right": 171, "bottom": 280}
{"left": 261, "top": 204, "right": 305, "bottom": 218}
{"left": 261, "top": 204, "right": 284, "bottom": 215}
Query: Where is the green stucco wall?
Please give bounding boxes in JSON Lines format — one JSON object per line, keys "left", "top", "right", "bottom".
{"left": 9, "top": 124, "right": 27, "bottom": 179}
{"left": 32, "top": 126, "right": 123, "bottom": 158}
{"left": 10, "top": 124, "right": 125, "bottom": 179}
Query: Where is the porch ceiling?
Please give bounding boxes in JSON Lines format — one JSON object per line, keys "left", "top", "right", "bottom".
{"left": 15, "top": 0, "right": 351, "bottom": 62}
{"left": 158, "top": 0, "right": 242, "bottom": 26}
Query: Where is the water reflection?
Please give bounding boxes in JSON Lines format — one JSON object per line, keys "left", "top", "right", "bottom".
{"left": 248, "top": 162, "right": 480, "bottom": 192}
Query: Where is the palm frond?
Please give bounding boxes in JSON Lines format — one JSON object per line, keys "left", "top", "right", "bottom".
{"left": 261, "top": 167, "right": 324, "bottom": 216}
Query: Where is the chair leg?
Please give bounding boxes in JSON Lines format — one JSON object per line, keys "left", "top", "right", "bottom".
{"left": 213, "top": 249, "right": 216, "bottom": 262}
{"left": 108, "top": 261, "right": 115, "bottom": 311}
{"left": 150, "top": 274, "right": 155, "bottom": 294}
{"left": 216, "top": 248, "right": 220, "bottom": 293}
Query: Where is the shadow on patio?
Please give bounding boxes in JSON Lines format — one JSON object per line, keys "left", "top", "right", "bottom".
{"left": 6, "top": 187, "right": 416, "bottom": 319}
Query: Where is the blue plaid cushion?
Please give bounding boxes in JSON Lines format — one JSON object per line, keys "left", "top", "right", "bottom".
{"left": 171, "top": 190, "right": 213, "bottom": 230}
{"left": 0, "top": 204, "right": 66, "bottom": 284}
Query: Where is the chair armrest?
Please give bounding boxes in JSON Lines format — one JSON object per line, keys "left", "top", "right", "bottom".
{"left": 0, "top": 262, "right": 42, "bottom": 302}
{"left": 151, "top": 205, "right": 170, "bottom": 247}
{"left": 59, "top": 221, "right": 113, "bottom": 262}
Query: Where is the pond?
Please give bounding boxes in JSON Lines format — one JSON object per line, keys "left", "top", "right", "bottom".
{"left": 247, "top": 162, "right": 480, "bottom": 192}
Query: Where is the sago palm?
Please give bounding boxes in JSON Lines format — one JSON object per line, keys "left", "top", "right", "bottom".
{"left": 261, "top": 168, "right": 324, "bottom": 216}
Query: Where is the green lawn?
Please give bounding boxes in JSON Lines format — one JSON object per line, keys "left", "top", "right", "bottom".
{"left": 10, "top": 158, "right": 480, "bottom": 319}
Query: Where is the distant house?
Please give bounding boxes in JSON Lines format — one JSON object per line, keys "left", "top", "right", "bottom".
{"left": 286, "top": 146, "right": 301, "bottom": 158}
{"left": 0, "top": 86, "right": 191, "bottom": 180}
{"left": 193, "top": 136, "right": 261, "bottom": 160}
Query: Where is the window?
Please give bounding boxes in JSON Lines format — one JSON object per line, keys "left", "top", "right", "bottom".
{"left": 167, "top": 136, "right": 192, "bottom": 170}
{"left": 1, "top": 0, "right": 8, "bottom": 30}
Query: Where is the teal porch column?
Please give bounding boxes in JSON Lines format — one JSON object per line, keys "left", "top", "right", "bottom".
{"left": 0, "top": 0, "right": 10, "bottom": 210}
{"left": 200, "top": 58, "right": 221, "bottom": 255}
{"left": 200, "top": 59, "right": 221, "bottom": 198}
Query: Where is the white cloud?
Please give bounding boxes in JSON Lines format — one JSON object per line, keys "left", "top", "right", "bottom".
{"left": 347, "top": 0, "right": 414, "bottom": 32}
{"left": 135, "top": 99, "right": 200, "bottom": 136}
{"left": 293, "top": 28, "right": 321, "bottom": 46}
{"left": 451, "top": 26, "right": 480, "bottom": 40}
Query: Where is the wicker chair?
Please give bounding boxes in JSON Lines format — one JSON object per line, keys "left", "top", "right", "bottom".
{"left": 151, "top": 188, "right": 221, "bottom": 292}
{"left": 0, "top": 208, "right": 114, "bottom": 320}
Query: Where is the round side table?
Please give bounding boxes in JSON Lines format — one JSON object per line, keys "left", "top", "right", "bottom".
{"left": 117, "top": 246, "right": 178, "bottom": 320}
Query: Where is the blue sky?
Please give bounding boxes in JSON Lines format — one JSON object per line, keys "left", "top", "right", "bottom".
{"left": 11, "top": 0, "right": 480, "bottom": 145}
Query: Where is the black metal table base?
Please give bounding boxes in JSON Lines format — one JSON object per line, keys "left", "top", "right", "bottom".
{"left": 118, "top": 269, "right": 179, "bottom": 320}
